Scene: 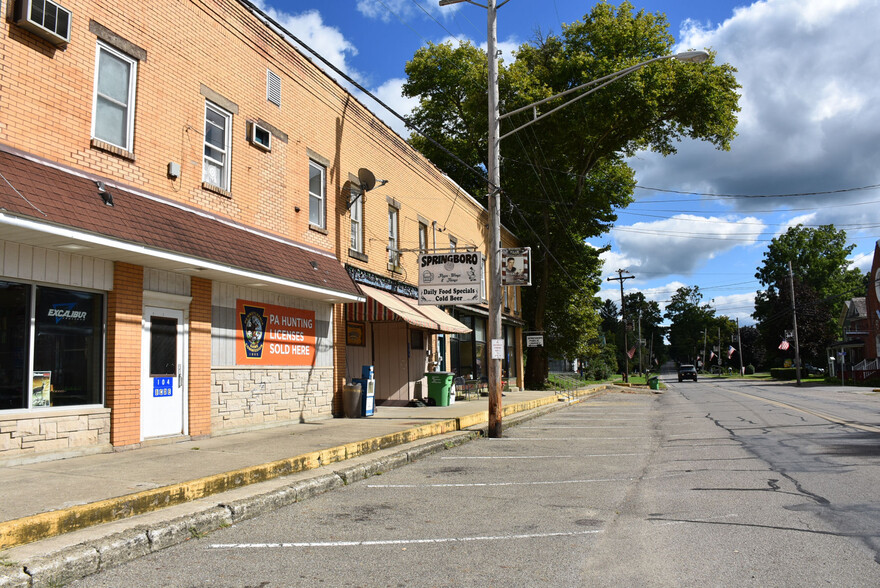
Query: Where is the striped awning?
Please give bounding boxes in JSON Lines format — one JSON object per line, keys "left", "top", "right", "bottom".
{"left": 346, "top": 284, "right": 471, "bottom": 334}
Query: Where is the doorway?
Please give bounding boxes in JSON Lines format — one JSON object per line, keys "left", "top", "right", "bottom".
{"left": 140, "top": 306, "right": 187, "bottom": 439}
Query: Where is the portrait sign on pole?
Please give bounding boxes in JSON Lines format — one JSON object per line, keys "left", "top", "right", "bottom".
{"left": 502, "top": 247, "right": 531, "bottom": 286}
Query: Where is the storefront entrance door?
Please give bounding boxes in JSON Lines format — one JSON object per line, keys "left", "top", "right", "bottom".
{"left": 141, "top": 307, "right": 187, "bottom": 439}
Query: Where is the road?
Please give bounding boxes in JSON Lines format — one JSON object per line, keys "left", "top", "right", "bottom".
{"left": 70, "top": 376, "right": 880, "bottom": 587}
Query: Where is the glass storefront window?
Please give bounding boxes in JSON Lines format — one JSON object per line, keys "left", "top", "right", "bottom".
{"left": 0, "top": 282, "right": 30, "bottom": 410}
{"left": 33, "top": 287, "right": 104, "bottom": 407}
{"left": 1, "top": 282, "right": 104, "bottom": 411}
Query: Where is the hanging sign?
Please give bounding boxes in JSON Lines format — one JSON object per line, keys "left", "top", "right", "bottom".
{"left": 502, "top": 247, "right": 532, "bottom": 286}
{"left": 526, "top": 335, "right": 544, "bottom": 347}
{"left": 417, "top": 252, "right": 483, "bottom": 305}
{"left": 236, "top": 300, "right": 316, "bottom": 366}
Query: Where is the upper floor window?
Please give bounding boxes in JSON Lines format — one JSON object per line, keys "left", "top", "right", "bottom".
{"left": 92, "top": 42, "right": 137, "bottom": 152}
{"left": 418, "top": 221, "right": 429, "bottom": 254}
{"left": 388, "top": 206, "right": 400, "bottom": 267}
{"left": 309, "top": 161, "right": 326, "bottom": 229}
{"left": 449, "top": 235, "right": 457, "bottom": 252}
{"left": 350, "top": 186, "right": 363, "bottom": 253}
{"left": 203, "top": 101, "right": 232, "bottom": 191}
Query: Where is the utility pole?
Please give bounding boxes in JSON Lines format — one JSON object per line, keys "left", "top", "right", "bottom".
{"left": 717, "top": 326, "right": 721, "bottom": 370}
{"left": 607, "top": 270, "right": 635, "bottom": 382}
{"left": 637, "top": 310, "right": 643, "bottom": 375}
{"left": 702, "top": 329, "right": 707, "bottom": 372}
{"left": 789, "top": 261, "right": 802, "bottom": 386}
{"left": 736, "top": 318, "right": 745, "bottom": 376}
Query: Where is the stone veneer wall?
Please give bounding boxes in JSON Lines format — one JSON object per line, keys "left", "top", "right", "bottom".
{"left": 211, "top": 367, "right": 334, "bottom": 433}
{"left": 0, "top": 408, "right": 111, "bottom": 462}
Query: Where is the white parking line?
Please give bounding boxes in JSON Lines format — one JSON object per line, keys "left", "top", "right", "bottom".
{"left": 440, "top": 453, "right": 648, "bottom": 459}
{"left": 209, "top": 529, "right": 603, "bottom": 549}
{"left": 520, "top": 426, "right": 638, "bottom": 429}
{"left": 488, "top": 437, "right": 653, "bottom": 441}
{"left": 367, "top": 477, "right": 633, "bottom": 488}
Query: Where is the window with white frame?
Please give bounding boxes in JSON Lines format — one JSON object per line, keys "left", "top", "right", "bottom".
{"left": 449, "top": 235, "right": 457, "bottom": 252}
{"left": 418, "top": 221, "right": 429, "bottom": 254}
{"left": 388, "top": 206, "right": 400, "bottom": 267}
{"left": 203, "top": 101, "right": 232, "bottom": 191}
{"left": 92, "top": 42, "right": 137, "bottom": 152}
{"left": 309, "top": 161, "right": 326, "bottom": 228}
{"left": 350, "top": 186, "right": 363, "bottom": 253}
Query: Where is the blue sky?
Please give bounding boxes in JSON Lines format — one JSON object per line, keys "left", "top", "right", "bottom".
{"left": 256, "top": 0, "right": 880, "bottom": 326}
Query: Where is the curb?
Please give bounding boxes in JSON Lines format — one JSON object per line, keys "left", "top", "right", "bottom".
{"left": 0, "top": 385, "right": 609, "bottom": 587}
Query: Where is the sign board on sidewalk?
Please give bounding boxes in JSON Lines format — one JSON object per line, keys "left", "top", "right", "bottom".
{"left": 502, "top": 247, "right": 531, "bottom": 286}
{"left": 417, "top": 252, "right": 484, "bottom": 305}
{"left": 526, "top": 335, "right": 543, "bottom": 347}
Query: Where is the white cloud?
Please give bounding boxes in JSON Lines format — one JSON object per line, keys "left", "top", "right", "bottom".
{"left": 610, "top": 215, "right": 766, "bottom": 275}
{"left": 254, "top": 1, "right": 361, "bottom": 83}
{"left": 849, "top": 250, "right": 874, "bottom": 273}
{"left": 631, "top": 0, "right": 880, "bottom": 234}
{"left": 712, "top": 292, "right": 758, "bottom": 326}
{"left": 371, "top": 78, "right": 420, "bottom": 137}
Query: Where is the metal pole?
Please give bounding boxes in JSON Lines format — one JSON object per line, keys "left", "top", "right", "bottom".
{"left": 789, "top": 261, "right": 802, "bottom": 386}
{"left": 637, "top": 310, "right": 643, "bottom": 376}
{"left": 717, "top": 326, "right": 721, "bottom": 370}
{"left": 486, "top": 0, "right": 503, "bottom": 437}
{"left": 702, "top": 329, "right": 707, "bottom": 373}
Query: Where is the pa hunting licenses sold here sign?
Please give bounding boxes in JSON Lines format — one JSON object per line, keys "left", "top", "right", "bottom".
{"left": 417, "top": 252, "right": 484, "bottom": 305}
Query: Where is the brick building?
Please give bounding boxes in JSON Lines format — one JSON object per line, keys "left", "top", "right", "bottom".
{"left": 0, "top": 0, "right": 523, "bottom": 460}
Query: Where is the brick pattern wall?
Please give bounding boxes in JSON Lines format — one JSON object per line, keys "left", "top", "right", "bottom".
{"left": 332, "top": 304, "right": 346, "bottom": 416}
{"left": 106, "top": 262, "right": 143, "bottom": 447}
{"left": 0, "top": 409, "right": 111, "bottom": 460}
{"left": 211, "top": 367, "right": 333, "bottom": 433}
{"left": 189, "top": 277, "right": 213, "bottom": 436}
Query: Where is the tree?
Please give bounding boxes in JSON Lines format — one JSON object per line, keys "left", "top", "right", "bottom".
{"left": 403, "top": 2, "right": 740, "bottom": 387}
{"left": 753, "top": 225, "right": 865, "bottom": 366}
{"left": 663, "top": 286, "right": 715, "bottom": 363}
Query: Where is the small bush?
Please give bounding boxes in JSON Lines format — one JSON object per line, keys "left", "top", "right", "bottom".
{"left": 770, "top": 367, "right": 797, "bottom": 380}
{"left": 745, "top": 364, "right": 755, "bottom": 375}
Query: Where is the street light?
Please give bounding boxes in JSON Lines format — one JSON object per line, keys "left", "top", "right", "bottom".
{"left": 440, "top": 0, "right": 708, "bottom": 437}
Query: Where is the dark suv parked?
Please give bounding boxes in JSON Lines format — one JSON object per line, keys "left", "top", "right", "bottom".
{"left": 678, "top": 364, "right": 698, "bottom": 382}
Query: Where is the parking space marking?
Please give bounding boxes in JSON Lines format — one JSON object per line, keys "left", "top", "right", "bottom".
{"left": 488, "top": 437, "right": 653, "bottom": 441}
{"left": 366, "top": 477, "right": 633, "bottom": 489}
{"left": 440, "top": 453, "right": 648, "bottom": 459}
{"left": 520, "top": 426, "right": 639, "bottom": 429}
{"left": 208, "top": 529, "right": 603, "bottom": 550}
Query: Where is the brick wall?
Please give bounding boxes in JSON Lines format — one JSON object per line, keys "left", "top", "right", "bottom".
{"left": 189, "top": 277, "right": 213, "bottom": 436}
{"left": 211, "top": 367, "right": 334, "bottom": 433}
{"left": 106, "top": 262, "right": 143, "bottom": 447}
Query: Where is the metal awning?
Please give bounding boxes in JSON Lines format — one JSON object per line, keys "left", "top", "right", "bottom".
{"left": 350, "top": 284, "right": 471, "bottom": 334}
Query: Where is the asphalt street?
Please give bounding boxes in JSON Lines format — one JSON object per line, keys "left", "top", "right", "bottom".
{"left": 68, "top": 379, "right": 880, "bottom": 587}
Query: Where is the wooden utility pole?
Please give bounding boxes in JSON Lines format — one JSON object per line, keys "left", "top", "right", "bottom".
{"left": 789, "top": 261, "right": 802, "bottom": 386}
{"left": 736, "top": 318, "right": 745, "bottom": 375}
{"left": 607, "top": 270, "right": 635, "bottom": 383}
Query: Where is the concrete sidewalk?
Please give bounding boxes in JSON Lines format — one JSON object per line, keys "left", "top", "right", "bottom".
{"left": 0, "top": 385, "right": 612, "bottom": 586}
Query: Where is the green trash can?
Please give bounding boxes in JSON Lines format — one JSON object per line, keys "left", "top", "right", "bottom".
{"left": 426, "top": 372, "right": 454, "bottom": 406}
{"left": 648, "top": 376, "right": 660, "bottom": 390}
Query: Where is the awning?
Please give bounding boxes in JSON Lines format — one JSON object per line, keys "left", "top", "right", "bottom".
{"left": 349, "top": 284, "right": 471, "bottom": 334}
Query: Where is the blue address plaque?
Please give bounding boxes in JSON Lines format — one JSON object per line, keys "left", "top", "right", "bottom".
{"left": 153, "top": 377, "right": 174, "bottom": 397}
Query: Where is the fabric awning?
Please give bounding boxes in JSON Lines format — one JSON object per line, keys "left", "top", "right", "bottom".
{"left": 350, "top": 284, "right": 471, "bottom": 334}
{"left": 409, "top": 302, "right": 472, "bottom": 334}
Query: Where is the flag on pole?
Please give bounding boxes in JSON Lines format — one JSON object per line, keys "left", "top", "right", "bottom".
{"left": 709, "top": 351, "right": 715, "bottom": 361}
{"left": 728, "top": 345, "right": 736, "bottom": 359}
{"left": 654, "top": 358, "right": 659, "bottom": 366}
{"left": 778, "top": 340, "right": 790, "bottom": 351}
{"left": 627, "top": 347, "right": 636, "bottom": 359}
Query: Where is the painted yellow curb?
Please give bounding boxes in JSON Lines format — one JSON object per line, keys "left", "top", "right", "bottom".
{"left": 0, "top": 387, "right": 610, "bottom": 550}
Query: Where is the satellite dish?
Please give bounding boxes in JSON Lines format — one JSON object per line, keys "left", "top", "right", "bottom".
{"left": 357, "top": 168, "right": 376, "bottom": 192}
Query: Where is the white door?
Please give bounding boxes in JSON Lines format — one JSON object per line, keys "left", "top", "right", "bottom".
{"left": 141, "top": 307, "right": 187, "bottom": 439}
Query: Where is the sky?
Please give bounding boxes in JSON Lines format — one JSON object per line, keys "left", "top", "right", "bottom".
{"left": 254, "top": 0, "right": 880, "bottom": 327}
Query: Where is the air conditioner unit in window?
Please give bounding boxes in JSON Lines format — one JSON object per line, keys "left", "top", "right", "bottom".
{"left": 247, "top": 121, "right": 272, "bottom": 152}
{"left": 14, "top": 0, "right": 71, "bottom": 47}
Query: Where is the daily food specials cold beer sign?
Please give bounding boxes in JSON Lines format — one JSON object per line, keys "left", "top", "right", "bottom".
{"left": 236, "top": 300, "right": 316, "bottom": 365}
{"left": 418, "top": 252, "right": 483, "bottom": 305}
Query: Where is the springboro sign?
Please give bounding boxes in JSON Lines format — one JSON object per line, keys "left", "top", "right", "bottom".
{"left": 417, "top": 252, "right": 485, "bottom": 305}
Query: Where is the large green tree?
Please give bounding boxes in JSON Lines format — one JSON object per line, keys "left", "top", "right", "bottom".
{"left": 753, "top": 225, "right": 865, "bottom": 366}
{"left": 402, "top": 1, "right": 740, "bottom": 387}
{"left": 663, "top": 286, "right": 715, "bottom": 364}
